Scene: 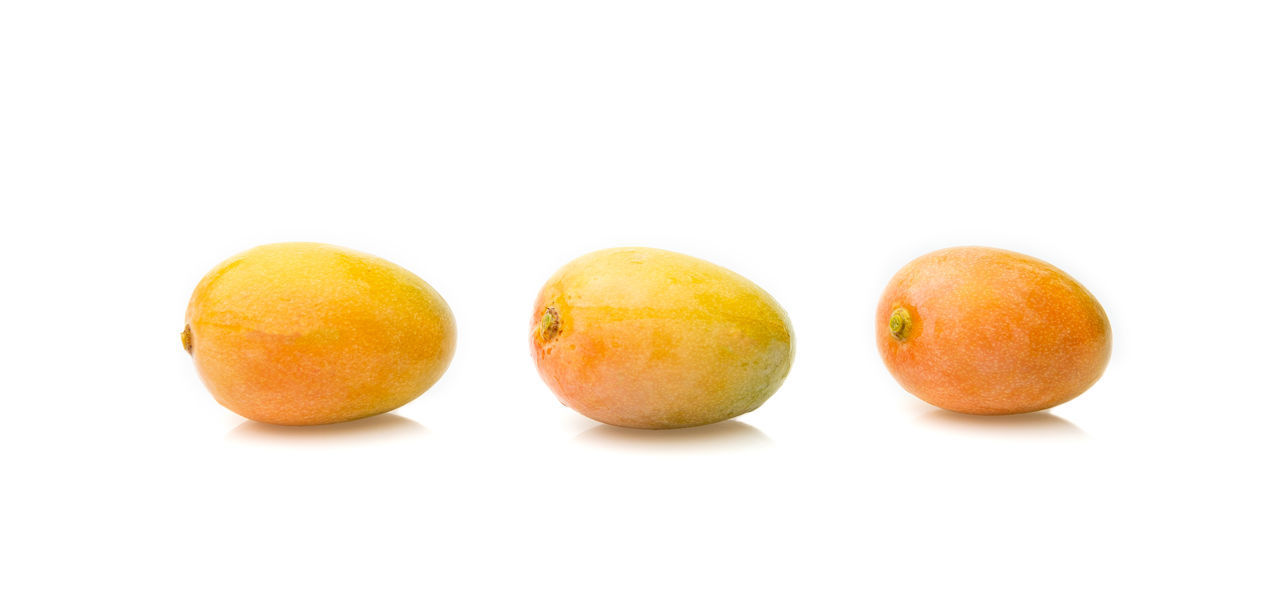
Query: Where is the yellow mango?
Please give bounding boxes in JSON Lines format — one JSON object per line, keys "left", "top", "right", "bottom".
{"left": 183, "top": 242, "right": 455, "bottom": 425}
{"left": 530, "top": 247, "right": 794, "bottom": 429}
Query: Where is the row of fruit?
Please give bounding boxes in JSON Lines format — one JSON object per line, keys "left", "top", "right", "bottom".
{"left": 181, "top": 243, "right": 1110, "bottom": 428}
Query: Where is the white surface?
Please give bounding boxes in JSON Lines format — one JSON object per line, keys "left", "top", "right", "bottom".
{"left": 2, "top": 1, "right": 1277, "bottom": 596}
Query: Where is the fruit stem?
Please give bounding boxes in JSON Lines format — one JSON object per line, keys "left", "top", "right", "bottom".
{"left": 539, "top": 307, "right": 560, "bottom": 342}
{"left": 181, "top": 325, "right": 194, "bottom": 354}
{"left": 888, "top": 308, "right": 911, "bottom": 341}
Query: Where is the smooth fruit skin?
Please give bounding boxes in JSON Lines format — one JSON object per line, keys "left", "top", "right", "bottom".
{"left": 531, "top": 247, "right": 794, "bottom": 429}
{"left": 183, "top": 243, "right": 455, "bottom": 425}
{"left": 877, "top": 246, "right": 1110, "bottom": 415}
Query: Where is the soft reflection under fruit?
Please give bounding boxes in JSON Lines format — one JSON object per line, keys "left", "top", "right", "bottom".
{"left": 574, "top": 420, "right": 773, "bottom": 452}
{"left": 916, "top": 409, "right": 1085, "bottom": 438}
{"left": 226, "top": 413, "right": 427, "bottom": 445}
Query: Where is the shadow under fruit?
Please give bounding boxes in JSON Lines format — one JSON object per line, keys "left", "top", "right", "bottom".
{"left": 531, "top": 247, "right": 795, "bottom": 429}
{"left": 877, "top": 246, "right": 1111, "bottom": 415}
{"left": 182, "top": 242, "right": 455, "bottom": 425}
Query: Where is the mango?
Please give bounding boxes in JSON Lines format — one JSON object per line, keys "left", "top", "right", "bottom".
{"left": 530, "top": 247, "right": 794, "bottom": 429}
{"left": 876, "top": 246, "right": 1111, "bottom": 415}
{"left": 183, "top": 242, "right": 455, "bottom": 425}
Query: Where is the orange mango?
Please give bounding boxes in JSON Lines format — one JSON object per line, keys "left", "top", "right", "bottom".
{"left": 531, "top": 247, "right": 794, "bottom": 429}
{"left": 183, "top": 242, "right": 455, "bottom": 425}
{"left": 876, "top": 246, "right": 1110, "bottom": 415}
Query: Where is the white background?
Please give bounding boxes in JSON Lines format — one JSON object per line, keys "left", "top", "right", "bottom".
{"left": 2, "top": 1, "right": 1277, "bottom": 596}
